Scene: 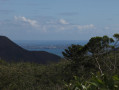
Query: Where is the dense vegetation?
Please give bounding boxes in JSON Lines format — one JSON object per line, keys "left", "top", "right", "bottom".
{"left": 0, "top": 60, "right": 70, "bottom": 90}
{"left": 0, "top": 33, "right": 119, "bottom": 90}
{"left": 63, "top": 33, "right": 119, "bottom": 90}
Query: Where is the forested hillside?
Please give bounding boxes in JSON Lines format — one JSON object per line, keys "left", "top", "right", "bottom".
{"left": 0, "top": 33, "right": 119, "bottom": 90}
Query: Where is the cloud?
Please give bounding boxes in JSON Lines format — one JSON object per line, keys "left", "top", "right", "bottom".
{"left": 39, "top": 24, "right": 95, "bottom": 32}
{"left": 46, "top": 19, "right": 69, "bottom": 25}
{"left": 59, "top": 19, "right": 69, "bottom": 24}
{"left": 77, "top": 24, "right": 95, "bottom": 30}
{"left": 13, "top": 16, "right": 95, "bottom": 33}
{"left": 104, "top": 27, "right": 110, "bottom": 30}
{"left": 14, "top": 16, "right": 39, "bottom": 28}
{"left": 0, "top": 16, "right": 98, "bottom": 40}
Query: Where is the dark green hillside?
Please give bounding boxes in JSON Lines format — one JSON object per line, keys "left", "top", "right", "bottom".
{"left": 0, "top": 36, "right": 60, "bottom": 64}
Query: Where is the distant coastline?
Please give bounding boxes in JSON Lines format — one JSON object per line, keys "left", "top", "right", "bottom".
{"left": 15, "top": 40, "right": 88, "bottom": 57}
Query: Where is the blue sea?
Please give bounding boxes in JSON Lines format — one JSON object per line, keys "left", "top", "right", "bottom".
{"left": 14, "top": 40, "right": 87, "bottom": 57}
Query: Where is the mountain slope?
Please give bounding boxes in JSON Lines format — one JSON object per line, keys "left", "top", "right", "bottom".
{"left": 0, "top": 36, "right": 61, "bottom": 64}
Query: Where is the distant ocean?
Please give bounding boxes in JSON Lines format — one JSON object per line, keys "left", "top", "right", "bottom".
{"left": 14, "top": 40, "right": 87, "bottom": 57}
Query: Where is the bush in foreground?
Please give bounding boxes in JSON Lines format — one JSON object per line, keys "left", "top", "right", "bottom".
{"left": 66, "top": 73, "right": 119, "bottom": 90}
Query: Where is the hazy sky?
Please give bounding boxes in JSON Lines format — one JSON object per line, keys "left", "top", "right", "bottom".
{"left": 0, "top": 0, "right": 119, "bottom": 40}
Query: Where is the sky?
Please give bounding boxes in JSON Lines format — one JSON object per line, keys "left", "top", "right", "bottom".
{"left": 0, "top": 0, "right": 119, "bottom": 40}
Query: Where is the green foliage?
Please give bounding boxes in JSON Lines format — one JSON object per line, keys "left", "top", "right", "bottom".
{"left": 62, "top": 34, "right": 119, "bottom": 75}
{"left": 66, "top": 73, "right": 119, "bottom": 90}
{"left": 62, "top": 45, "right": 94, "bottom": 77}
{"left": 62, "top": 33, "right": 119, "bottom": 90}
{"left": 0, "top": 60, "right": 68, "bottom": 90}
{"left": 113, "top": 33, "right": 119, "bottom": 40}
{"left": 63, "top": 34, "right": 115, "bottom": 60}
{"left": 62, "top": 44, "right": 86, "bottom": 61}
{"left": 87, "top": 35, "right": 114, "bottom": 55}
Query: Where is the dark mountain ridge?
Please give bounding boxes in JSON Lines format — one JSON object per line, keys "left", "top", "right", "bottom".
{"left": 0, "top": 36, "right": 61, "bottom": 64}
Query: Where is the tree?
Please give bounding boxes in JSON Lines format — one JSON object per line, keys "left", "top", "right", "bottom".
{"left": 86, "top": 36, "right": 114, "bottom": 56}
{"left": 62, "top": 34, "right": 119, "bottom": 76}
{"left": 62, "top": 44, "right": 88, "bottom": 76}
{"left": 86, "top": 36, "right": 114, "bottom": 75}
{"left": 113, "top": 33, "right": 119, "bottom": 72}
{"left": 113, "top": 33, "right": 119, "bottom": 47}
{"left": 62, "top": 44, "right": 87, "bottom": 61}
{"left": 62, "top": 35, "right": 115, "bottom": 75}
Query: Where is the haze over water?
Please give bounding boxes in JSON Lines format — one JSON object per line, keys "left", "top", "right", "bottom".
{"left": 15, "top": 40, "right": 87, "bottom": 57}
